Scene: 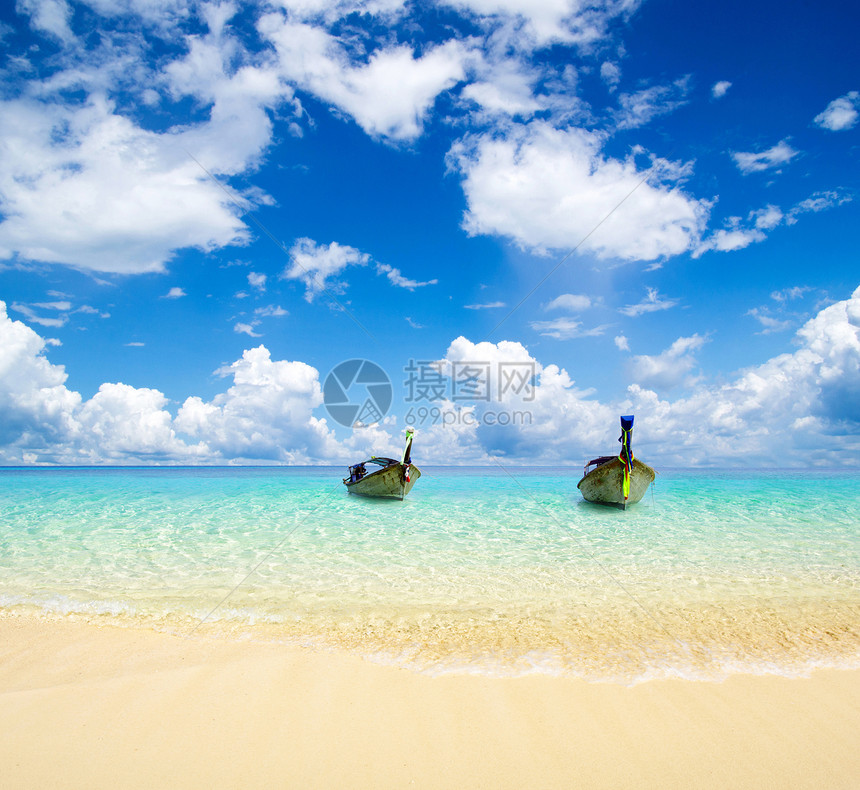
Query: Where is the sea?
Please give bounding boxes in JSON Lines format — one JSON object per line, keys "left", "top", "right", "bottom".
{"left": 1, "top": 466, "right": 858, "bottom": 684}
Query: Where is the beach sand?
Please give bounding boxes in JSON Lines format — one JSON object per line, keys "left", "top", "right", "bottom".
{"left": 1, "top": 616, "right": 858, "bottom": 789}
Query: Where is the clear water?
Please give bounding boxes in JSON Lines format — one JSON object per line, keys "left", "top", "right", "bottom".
{"left": 1, "top": 466, "right": 858, "bottom": 682}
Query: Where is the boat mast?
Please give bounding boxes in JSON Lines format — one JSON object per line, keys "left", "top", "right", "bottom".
{"left": 401, "top": 428, "right": 414, "bottom": 466}
{"left": 619, "top": 415, "right": 634, "bottom": 509}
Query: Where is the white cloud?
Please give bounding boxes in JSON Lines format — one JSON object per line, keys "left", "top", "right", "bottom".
{"left": 0, "top": 301, "right": 339, "bottom": 464}
{"left": 625, "top": 286, "right": 860, "bottom": 465}
{"left": 771, "top": 286, "right": 810, "bottom": 303}
{"left": 529, "top": 317, "right": 607, "bottom": 339}
{"left": 614, "top": 334, "right": 629, "bottom": 351}
{"left": 0, "top": 95, "right": 251, "bottom": 274}
{"left": 435, "top": 335, "right": 613, "bottom": 460}
{"left": 619, "top": 287, "right": 677, "bottom": 317}
{"left": 259, "top": 16, "right": 468, "bottom": 141}
{"left": 76, "top": 382, "right": 192, "bottom": 461}
{"left": 450, "top": 122, "right": 708, "bottom": 262}
{"left": 750, "top": 204, "right": 783, "bottom": 230}
{"left": 164, "top": 287, "right": 186, "bottom": 299}
{"left": 628, "top": 334, "right": 707, "bottom": 391}
{"left": 614, "top": 76, "right": 691, "bottom": 130}
{"left": 376, "top": 263, "right": 438, "bottom": 290}
{"left": 440, "top": 0, "right": 640, "bottom": 48}
{"left": 175, "top": 345, "right": 339, "bottom": 462}
{"left": 544, "top": 293, "right": 591, "bottom": 312}
{"left": 10, "top": 302, "right": 69, "bottom": 328}
{"left": 465, "top": 301, "right": 506, "bottom": 309}
{"left": 814, "top": 91, "right": 859, "bottom": 131}
{"left": 711, "top": 80, "right": 731, "bottom": 99}
{"left": 17, "top": 0, "right": 75, "bottom": 43}
{"left": 746, "top": 307, "right": 791, "bottom": 334}
{"left": 254, "top": 305, "right": 288, "bottom": 317}
{"left": 787, "top": 189, "right": 852, "bottom": 221}
{"left": 600, "top": 61, "right": 621, "bottom": 91}
{"left": 695, "top": 192, "right": 853, "bottom": 257}
{"left": 0, "top": 300, "right": 80, "bottom": 455}
{"left": 0, "top": 299, "right": 201, "bottom": 464}
{"left": 234, "top": 322, "right": 261, "bottom": 337}
{"left": 282, "top": 237, "right": 369, "bottom": 301}
{"left": 2, "top": 287, "right": 860, "bottom": 466}
{"left": 0, "top": 6, "right": 292, "bottom": 276}
{"left": 731, "top": 139, "right": 798, "bottom": 174}
{"left": 695, "top": 226, "right": 766, "bottom": 255}
{"left": 248, "top": 272, "right": 267, "bottom": 291}
{"left": 459, "top": 48, "right": 543, "bottom": 118}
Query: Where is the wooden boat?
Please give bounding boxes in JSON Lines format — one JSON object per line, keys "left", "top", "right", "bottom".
{"left": 577, "top": 416, "right": 655, "bottom": 508}
{"left": 343, "top": 428, "right": 421, "bottom": 500}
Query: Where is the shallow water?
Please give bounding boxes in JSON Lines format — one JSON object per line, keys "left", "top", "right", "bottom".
{"left": 1, "top": 466, "right": 858, "bottom": 682}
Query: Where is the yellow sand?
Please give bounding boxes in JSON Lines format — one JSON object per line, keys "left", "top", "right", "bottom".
{"left": 1, "top": 615, "right": 858, "bottom": 789}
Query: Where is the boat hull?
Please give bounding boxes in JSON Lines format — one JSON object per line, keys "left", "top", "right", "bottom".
{"left": 345, "top": 464, "right": 421, "bottom": 499}
{"left": 577, "top": 458, "right": 655, "bottom": 506}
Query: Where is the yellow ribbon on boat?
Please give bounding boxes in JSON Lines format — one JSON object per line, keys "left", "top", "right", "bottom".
{"left": 619, "top": 425, "right": 634, "bottom": 500}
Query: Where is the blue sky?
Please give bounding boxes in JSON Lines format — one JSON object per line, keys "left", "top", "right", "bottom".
{"left": 0, "top": 0, "right": 858, "bottom": 466}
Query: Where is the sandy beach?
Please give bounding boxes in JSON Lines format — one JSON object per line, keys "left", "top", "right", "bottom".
{"left": 1, "top": 615, "right": 858, "bottom": 789}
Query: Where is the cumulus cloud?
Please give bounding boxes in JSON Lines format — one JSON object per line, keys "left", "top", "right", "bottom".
{"left": 17, "top": 0, "right": 75, "bottom": 43}
{"left": 695, "top": 225, "right": 766, "bottom": 255}
{"left": 282, "top": 237, "right": 369, "bottom": 301}
{"left": 0, "top": 95, "right": 254, "bottom": 274}
{"left": 435, "top": 335, "right": 614, "bottom": 459}
{"left": 175, "top": 345, "right": 339, "bottom": 462}
{"left": 234, "top": 321, "right": 261, "bottom": 337}
{"left": 0, "top": 0, "right": 296, "bottom": 276}
{"left": 0, "top": 300, "right": 80, "bottom": 456}
{"left": 695, "top": 192, "right": 853, "bottom": 257}
{"left": 450, "top": 122, "right": 708, "bottom": 262}
{"left": 459, "top": 53, "right": 543, "bottom": 118}
{"left": 3, "top": 287, "right": 860, "bottom": 466}
{"left": 628, "top": 334, "right": 707, "bottom": 390}
{"left": 259, "top": 16, "right": 468, "bottom": 141}
{"left": 248, "top": 272, "right": 267, "bottom": 291}
{"left": 600, "top": 61, "right": 621, "bottom": 91}
{"left": 711, "top": 80, "right": 731, "bottom": 99}
{"left": 441, "top": 0, "right": 639, "bottom": 48}
{"left": 814, "top": 91, "right": 859, "bottom": 131}
{"left": 731, "top": 139, "right": 798, "bottom": 174}
{"left": 0, "top": 301, "right": 341, "bottom": 464}
{"left": 625, "top": 286, "right": 860, "bottom": 465}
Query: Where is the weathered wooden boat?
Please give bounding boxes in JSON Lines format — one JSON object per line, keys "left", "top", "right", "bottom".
{"left": 343, "top": 428, "right": 421, "bottom": 499}
{"left": 577, "top": 415, "right": 655, "bottom": 508}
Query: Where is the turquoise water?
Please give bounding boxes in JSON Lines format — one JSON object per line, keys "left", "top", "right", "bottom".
{"left": 1, "top": 466, "right": 858, "bottom": 682}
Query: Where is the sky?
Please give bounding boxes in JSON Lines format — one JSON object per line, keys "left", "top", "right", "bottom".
{"left": 0, "top": 0, "right": 858, "bottom": 467}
